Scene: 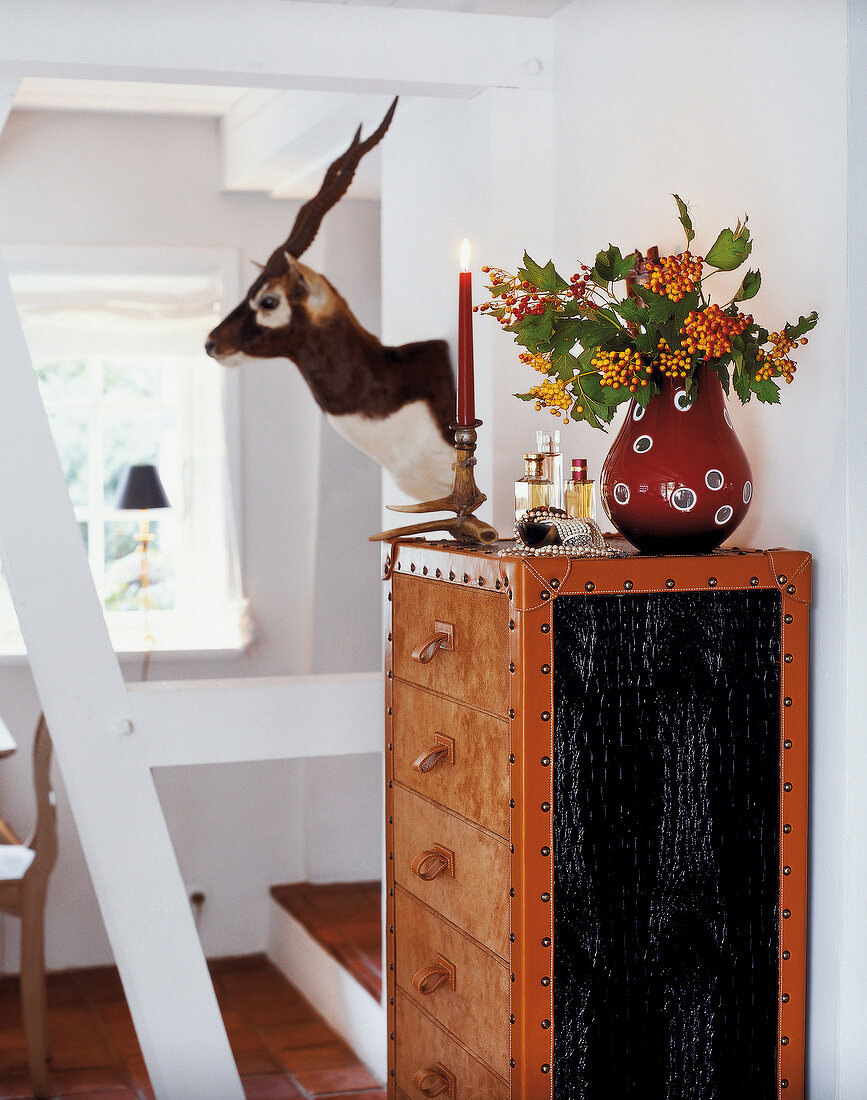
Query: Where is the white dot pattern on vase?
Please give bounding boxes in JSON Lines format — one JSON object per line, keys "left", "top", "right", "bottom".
{"left": 613, "top": 482, "right": 630, "bottom": 505}
{"left": 715, "top": 504, "right": 734, "bottom": 525}
{"left": 671, "top": 487, "right": 697, "bottom": 512}
{"left": 674, "top": 389, "right": 692, "bottom": 412}
{"left": 724, "top": 408, "right": 733, "bottom": 429}
{"left": 743, "top": 481, "right": 752, "bottom": 504}
{"left": 632, "top": 404, "right": 646, "bottom": 421}
{"left": 705, "top": 469, "right": 724, "bottom": 490}
{"left": 633, "top": 435, "right": 653, "bottom": 454}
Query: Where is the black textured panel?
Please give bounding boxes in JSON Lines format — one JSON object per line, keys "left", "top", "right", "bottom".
{"left": 552, "top": 591, "right": 781, "bottom": 1100}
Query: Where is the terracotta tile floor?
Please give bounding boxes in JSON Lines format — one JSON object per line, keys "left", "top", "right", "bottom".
{"left": 269, "top": 883, "right": 381, "bottom": 1001}
{"left": 0, "top": 956, "right": 384, "bottom": 1100}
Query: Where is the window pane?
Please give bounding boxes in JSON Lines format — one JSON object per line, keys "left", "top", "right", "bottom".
{"left": 102, "top": 358, "right": 163, "bottom": 401}
{"left": 35, "top": 358, "right": 89, "bottom": 403}
{"left": 102, "top": 411, "right": 175, "bottom": 506}
{"left": 103, "top": 519, "right": 175, "bottom": 612}
{"left": 48, "top": 411, "right": 90, "bottom": 506}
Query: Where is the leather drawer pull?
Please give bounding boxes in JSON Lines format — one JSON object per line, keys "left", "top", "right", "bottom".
{"left": 412, "top": 954, "right": 456, "bottom": 996}
{"left": 412, "top": 1062, "right": 456, "bottom": 1098}
{"left": 411, "top": 621, "right": 454, "bottom": 663}
{"left": 411, "top": 843, "right": 455, "bottom": 880}
{"left": 412, "top": 733, "right": 456, "bottom": 773}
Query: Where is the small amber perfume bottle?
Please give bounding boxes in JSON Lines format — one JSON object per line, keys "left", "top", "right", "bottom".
{"left": 564, "top": 458, "right": 595, "bottom": 521}
{"left": 515, "top": 454, "right": 553, "bottom": 520}
{"left": 536, "top": 429, "right": 564, "bottom": 511}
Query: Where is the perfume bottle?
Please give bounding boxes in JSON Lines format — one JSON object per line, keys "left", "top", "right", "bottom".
{"left": 536, "top": 429, "right": 564, "bottom": 511}
{"left": 564, "top": 458, "right": 596, "bottom": 521}
{"left": 515, "top": 454, "right": 553, "bottom": 520}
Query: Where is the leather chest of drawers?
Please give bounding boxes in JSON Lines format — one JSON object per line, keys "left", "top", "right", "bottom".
{"left": 384, "top": 540, "right": 810, "bottom": 1100}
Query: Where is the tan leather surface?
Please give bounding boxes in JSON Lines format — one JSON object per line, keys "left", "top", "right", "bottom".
{"left": 395, "top": 991, "right": 509, "bottom": 1100}
{"left": 392, "top": 680, "right": 509, "bottom": 838}
{"left": 395, "top": 888, "right": 509, "bottom": 1078}
{"left": 392, "top": 573, "right": 509, "bottom": 715}
{"left": 393, "top": 785, "right": 509, "bottom": 960}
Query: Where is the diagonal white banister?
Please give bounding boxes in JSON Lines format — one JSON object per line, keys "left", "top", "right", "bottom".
{"left": 0, "top": 250, "right": 244, "bottom": 1100}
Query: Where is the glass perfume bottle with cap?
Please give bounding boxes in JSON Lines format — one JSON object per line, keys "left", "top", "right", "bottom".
{"left": 536, "top": 429, "right": 564, "bottom": 511}
{"left": 515, "top": 453, "right": 553, "bottom": 520}
{"left": 565, "top": 458, "right": 595, "bottom": 521}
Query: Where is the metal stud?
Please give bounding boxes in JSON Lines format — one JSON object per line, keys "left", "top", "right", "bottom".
{"left": 510, "top": 799, "right": 516, "bottom": 808}
{"left": 387, "top": 670, "right": 393, "bottom": 679}
{"left": 785, "top": 652, "right": 793, "bottom": 663}
{"left": 463, "top": 573, "right": 470, "bottom": 583}
{"left": 783, "top": 908, "right": 791, "bottom": 919}
{"left": 510, "top": 619, "right": 516, "bottom": 630}
{"left": 509, "top": 707, "right": 516, "bottom": 719}
{"left": 436, "top": 568, "right": 442, "bottom": 578}
{"left": 541, "top": 590, "right": 551, "bottom": 601}
{"left": 783, "top": 950, "right": 791, "bottom": 960}
{"left": 396, "top": 562, "right": 401, "bottom": 570}
{"left": 624, "top": 580, "right": 633, "bottom": 590}
{"left": 509, "top": 753, "right": 515, "bottom": 764}
{"left": 542, "top": 937, "right": 551, "bottom": 947}
{"left": 422, "top": 566, "right": 428, "bottom": 575}
{"left": 510, "top": 888, "right": 515, "bottom": 897}
{"left": 510, "top": 933, "right": 515, "bottom": 943}
{"left": 708, "top": 577, "right": 717, "bottom": 587}
{"left": 541, "top": 1065, "right": 551, "bottom": 1073}
{"left": 750, "top": 576, "right": 759, "bottom": 586}
{"left": 550, "top": 578, "right": 560, "bottom": 589}
{"left": 388, "top": 743, "right": 393, "bottom": 751}
{"left": 784, "top": 740, "right": 792, "bottom": 750}
{"left": 585, "top": 581, "right": 595, "bottom": 592}
{"left": 541, "top": 711, "right": 551, "bottom": 721}
{"left": 541, "top": 977, "right": 550, "bottom": 986}
{"left": 541, "top": 801, "right": 551, "bottom": 811}
{"left": 541, "top": 757, "right": 551, "bottom": 767}
{"left": 508, "top": 589, "right": 513, "bottom": 600}
{"left": 781, "top": 1036, "right": 790, "bottom": 1046}
{"left": 387, "top": 706, "right": 392, "bottom": 715}
{"left": 541, "top": 892, "right": 550, "bottom": 902}
{"left": 541, "top": 1020, "right": 551, "bottom": 1029}
{"left": 510, "top": 1015, "right": 515, "bottom": 1025}
{"left": 783, "top": 866, "right": 792, "bottom": 875}
{"left": 449, "top": 571, "right": 455, "bottom": 581}
{"left": 784, "top": 613, "right": 793, "bottom": 623}
{"left": 784, "top": 782, "right": 793, "bottom": 792}
{"left": 666, "top": 578, "right": 675, "bottom": 589}
{"left": 778, "top": 574, "right": 787, "bottom": 584}
{"left": 478, "top": 576, "right": 485, "bottom": 586}
{"left": 541, "top": 846, "right": 550, "bottom": 856}
{"left": 510, "top": 1057, "right": 515, "bottom": 1067}
{"left": 410, "top": 563, "right": 415, "bottom": 572}
{"left": 784, "top": 697, "right": 792, "bottom": 707}
{"left": 787, "top": 585, "right": 796, "bottom": 595}
{"left": 387, "top": 632, "right": 393, "bottom": 642}
{"left": 510, "top": 662, "right": 516, "bottom": 673}
{"left": 495, "top": 580, "right": 501, "bottom": 590}
{"left": 510, "top": 972, "right": 515, "bottom": 982}
{"left": 783, "top": 823, "right": 792, "bottom": 833}
{"left": 781, "top": 993, "right": 790, "bottom": 1003}
{"left": 541, "top": 663, "right": 551, "bottom": 674}
{"left": 541, "top": 623, "right": 550, "bottom": 633}
{"left": 781, "top": 1080, "right": 789, "bottom": 1090}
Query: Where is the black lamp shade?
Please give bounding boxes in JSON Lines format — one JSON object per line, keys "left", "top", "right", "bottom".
{"left": 116, "top": 464, "right": 171, "bottom": 510}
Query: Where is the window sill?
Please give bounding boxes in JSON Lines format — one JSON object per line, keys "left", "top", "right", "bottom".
{"left": 0, "top": 637, "right": 249, "bottom": 668}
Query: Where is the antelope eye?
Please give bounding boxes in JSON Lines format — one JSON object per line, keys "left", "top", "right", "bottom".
{"left": 259, "top": 295, "right": 279, "bottom": 311}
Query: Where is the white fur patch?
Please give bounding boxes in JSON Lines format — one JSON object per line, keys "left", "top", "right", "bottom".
{"left": 327, "top": 401, "right": 454, "bottom": 500}
{"left": 251, "top": 284, "right": 292, "bottom": 329}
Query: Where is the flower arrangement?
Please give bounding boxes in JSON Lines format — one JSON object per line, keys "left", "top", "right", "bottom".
{"left": 478, "top": 196, "right": 819, "bottom": 429}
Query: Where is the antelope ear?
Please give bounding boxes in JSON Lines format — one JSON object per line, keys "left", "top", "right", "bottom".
{"left": 283, "top": 252, "right": 310, "bottom": 295}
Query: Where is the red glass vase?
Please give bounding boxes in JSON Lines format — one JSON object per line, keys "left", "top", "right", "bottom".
{"left": 600, "top": 367, "right": 752, "bottom": 553}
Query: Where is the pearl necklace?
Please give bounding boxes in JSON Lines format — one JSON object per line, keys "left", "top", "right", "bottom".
{"left": 499, "top": 508, "right": 618, "bottom": 558}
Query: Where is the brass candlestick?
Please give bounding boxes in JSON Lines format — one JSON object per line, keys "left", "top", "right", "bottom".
{"left": 369, "top": 420, "right": 498, "bottom": 545}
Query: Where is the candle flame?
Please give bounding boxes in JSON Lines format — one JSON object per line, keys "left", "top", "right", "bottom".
{"left": 460, "top": 238, "right": 471, "bottom": 273}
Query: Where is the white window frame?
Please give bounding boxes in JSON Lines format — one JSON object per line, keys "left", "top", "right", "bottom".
{"left": 0, "top": 243, "right": 244, "bottom": 658}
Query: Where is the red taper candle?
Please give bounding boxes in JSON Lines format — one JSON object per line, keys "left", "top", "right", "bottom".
{"left": 457, "top": 238, "right": 475, "bottom": 425}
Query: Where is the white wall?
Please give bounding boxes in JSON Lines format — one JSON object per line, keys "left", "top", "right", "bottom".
{"left": 547, "top": 1, "right": 848, "bottom": 1095}
{"left": 0, "top": 107, "right": 382, "bottom": 968}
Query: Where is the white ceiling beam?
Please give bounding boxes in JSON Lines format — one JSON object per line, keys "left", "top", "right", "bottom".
{"left": 0, "top": 0, "right": 552, "bottom": 98}
{"left": 222, "top": 89, "right": 394, "bottom": 198}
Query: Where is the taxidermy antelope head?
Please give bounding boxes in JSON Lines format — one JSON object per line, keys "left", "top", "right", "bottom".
{"left": 206, "top": 97, "right": 456, "bottom": 500}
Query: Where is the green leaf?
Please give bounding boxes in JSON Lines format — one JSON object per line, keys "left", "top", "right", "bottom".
{"left": 715, "top": 362, "right": 731, "bottom": 396}
{"left": 514, "top": 391, "right": 536, "bottom": 402}
{"left": 705, "top": 217, "right": 752, "bottom": 271}
{"left": 512, "top": 310, "right": 555, "bottom": 353}
{"left": 614, "top": 297, "right": 647, "bottom": 325}
{"left": 549, "top": 318, "right": 582, "bottom": 367}
{"left": 734, "top": 268, "right": 762, "bottom": 303}
{"left": 753, "top": 378, "right": 781, "bottom": 404}
{"left": 784, "top": 311, "right": 820, "bottom": 341}
{"left": 632, "top": 285, "right": 677, "bottom": 326}
{"left": 732, "top": 365, "right": 752, "bottom": 404}
{"left": 518, "top": 252, "right": 568, "bottom": 293}
{"left": 673, "top": 194, "right": 695, "bottom": 247}
{"left": 592, "top": 245, "right": 638, "bottom": 285}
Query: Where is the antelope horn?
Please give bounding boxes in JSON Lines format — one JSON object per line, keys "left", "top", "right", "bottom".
{"left": 270, "top": 96, "right": 398, "bottom": 265}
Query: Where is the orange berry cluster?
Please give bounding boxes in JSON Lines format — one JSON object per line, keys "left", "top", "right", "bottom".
{"left": 519, "top": 350, "right": 553, "bottom": 374}
{"left": 755, "top": 330, "right": 808, "bottom": 384}
{"left": 655, "top": 338, "right": 692, "bottom": 379}
{"left": 680, "top": 304, "right": 752, "bottom": 360}
{"left": 646, "top": 252, "right": 703, "bottom": 302}
{"left": 530, "top": 377, "right": 573, "bottom": 421}
{"left": 591, "top": 347, "right": 650, "bottom": 392}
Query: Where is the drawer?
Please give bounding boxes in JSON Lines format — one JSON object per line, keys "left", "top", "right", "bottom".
{"left": 392, "top": 574, "right": 509, "bottom": 715}
{"left": 393, "top": 785, "right": 509, "bottom": 959}
{"left": 396, "top": 991, "right": 509, "bottom": 1100}
{"left": 396, "top": 889, "right": 509, "bottom": 1078}
{"left": 393, "top": 680, "right": 509, "bottom": 838}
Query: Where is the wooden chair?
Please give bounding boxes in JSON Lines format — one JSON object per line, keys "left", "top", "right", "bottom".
{"left": 0, "top": 715, "right": 58, "bottom": 1098}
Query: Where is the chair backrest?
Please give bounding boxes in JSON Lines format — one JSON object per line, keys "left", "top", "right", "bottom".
{"left": 26, "top": 715, "right": 58, "bottom": 877}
